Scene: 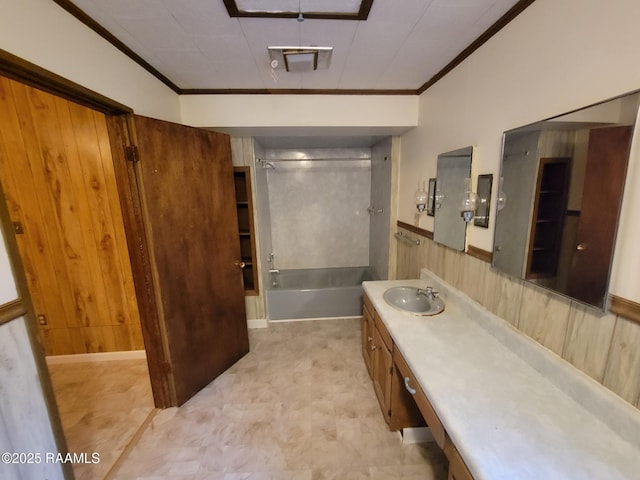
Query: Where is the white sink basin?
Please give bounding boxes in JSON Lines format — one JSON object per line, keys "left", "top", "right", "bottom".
{"left": 383, "top": 286, "right": 445, "bottom": 316}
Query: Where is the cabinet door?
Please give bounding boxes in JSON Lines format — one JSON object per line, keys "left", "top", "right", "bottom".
{"left": 372, "top": 325, "right": 393, "bottom": 423}
{"left": 361, "top": 307, "right": 374, "bottom": 378}
{"left": 445, "top": 439, "right": 475, "bottom": 480}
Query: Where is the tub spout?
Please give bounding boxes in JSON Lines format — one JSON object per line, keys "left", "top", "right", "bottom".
{"left": 269, "top": 269, "right": 280, "bottom": 288}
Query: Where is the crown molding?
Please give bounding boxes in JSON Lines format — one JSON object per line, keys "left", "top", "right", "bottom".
{"left": 52, "top": 0, "right": 537, "bottom": 96}
{"left": 417, "top": 0, "right": 537, "bottom": 94}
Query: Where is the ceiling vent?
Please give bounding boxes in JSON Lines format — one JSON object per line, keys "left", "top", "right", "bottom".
{"left": 268, "top": 46, "right": 333, "bottom": 73}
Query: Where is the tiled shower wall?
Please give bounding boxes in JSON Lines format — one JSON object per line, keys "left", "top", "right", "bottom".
{"left": 266, "top": 151, "right": 371, "bottom": 270}
{"left": 369, "top": 138, "right": 392, "bottom": 279}
{"left": 396, "top": 226, "right": 640, "bottom": 410}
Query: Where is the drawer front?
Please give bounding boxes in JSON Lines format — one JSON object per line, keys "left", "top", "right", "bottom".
{"left": 393, "top": 348, "right": 446, "bottom": 448}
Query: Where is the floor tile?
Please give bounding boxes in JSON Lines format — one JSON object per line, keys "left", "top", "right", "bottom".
{"left": 51, "top": 319, "right": 448, "bottom": 479}
{"left": 47, "top": 358, "right": 154, "bottom": 479}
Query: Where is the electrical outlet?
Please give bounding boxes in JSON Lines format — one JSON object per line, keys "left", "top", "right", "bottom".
{"left": 37, "top": 314, "right": 47, "bottom": 326}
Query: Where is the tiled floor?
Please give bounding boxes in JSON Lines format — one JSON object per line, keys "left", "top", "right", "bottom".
{"left": 47, "top": 357, "right": 154, "bottom": 480}
{"left": 50, "top": 318, "right": 448, "bottom": 480}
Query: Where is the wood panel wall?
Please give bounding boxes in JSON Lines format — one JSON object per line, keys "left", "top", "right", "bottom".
{"left": 395, "top": 224, "right": 640, "bottom": 411}
{"left": 0, "top": 76, "right": 143, "bottom": 355}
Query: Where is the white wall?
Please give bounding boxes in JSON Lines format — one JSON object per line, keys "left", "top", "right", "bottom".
{"left": 399, "top": 0, "right": 640, "bottom": 302}
{"left": 180, "top": 94, "right": 418, "bottom": 132}
{"left": 0, "top": 0, "right": 180, "bottom": 122}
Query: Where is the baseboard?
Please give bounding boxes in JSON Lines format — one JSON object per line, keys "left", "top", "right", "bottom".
{"left": 247, "top": 318, "right": 268, "bottom": 329}
{"left": 401, "top": 427, "right": 434, "bottom": 444}
{"left": 45, "top": 349, "right": 146, "bottom": 365}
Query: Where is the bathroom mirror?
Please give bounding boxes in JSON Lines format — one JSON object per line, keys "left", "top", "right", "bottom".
{"left": 473, "top": 174, "right": 493, "bottom": 228}
{"left": 426, "top": 178, "right": 436, "bottom": 216}
{"left": 433, "top": 146, "right": 474, "bottom": 251}
{"left": 493, "top": 92, "right": 640, "bottom": 309}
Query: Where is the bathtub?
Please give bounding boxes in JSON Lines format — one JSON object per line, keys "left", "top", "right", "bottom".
{"left": 266, "top": 266, "right": 379, "bottom": 320}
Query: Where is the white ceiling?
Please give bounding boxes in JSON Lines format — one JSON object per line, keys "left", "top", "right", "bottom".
{"left": 68, "top": 0, "right": 523, "bottom": 91}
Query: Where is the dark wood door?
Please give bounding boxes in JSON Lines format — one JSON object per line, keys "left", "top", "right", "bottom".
{"left": 568, "top": 126, "right": 632, "bottom": 306}
{"left": 109, "top": 114, "right": 249, "bottom": 406}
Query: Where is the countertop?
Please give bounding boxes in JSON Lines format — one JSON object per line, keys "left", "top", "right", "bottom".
{"left": 363, "top": 269, "right": 640, "bottom": 480}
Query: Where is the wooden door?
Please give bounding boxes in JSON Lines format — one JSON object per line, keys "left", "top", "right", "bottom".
{"left": 567, "top": 126, "right": 632, "bottom": 306}
{"left": 108, "top": 115, "right": 249, "bottom": 407}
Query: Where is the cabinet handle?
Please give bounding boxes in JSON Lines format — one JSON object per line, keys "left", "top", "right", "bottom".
{"left": 370, "top": 344, "right": 376, "bottom": 351}
{"left": 404, "top": 376, "right": 417, "bottom": 395}
{"left": 367, "top": 336, "right": 373, "bottom": 342}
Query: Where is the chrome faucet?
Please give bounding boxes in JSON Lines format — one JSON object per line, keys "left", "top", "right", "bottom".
{"left": 417, "top": 286, "right": 439, "bottom": 300}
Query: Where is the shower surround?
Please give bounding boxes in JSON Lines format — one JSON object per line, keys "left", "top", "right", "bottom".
{"left": 252, "top": 141, "right": 394, "bottom": 321}
{"left": 266, "top": 148, "right": 372, "bottom": 270}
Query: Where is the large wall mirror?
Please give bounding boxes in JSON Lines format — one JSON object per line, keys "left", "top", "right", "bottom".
{"left": 434, "top": 146, "right": 474, "bottom": 251}
{"left": 493, "top": 92, "right": 640, "bottom": 310}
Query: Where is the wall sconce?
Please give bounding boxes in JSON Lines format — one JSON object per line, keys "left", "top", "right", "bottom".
{"left": 496, "top": 176, "right": 507, "bottom": 211}
{"left": 459, "top": 177, "right": 479, "bottom": 223}
{"left": 414, "top": 181, "right": 428, "bottom": 214}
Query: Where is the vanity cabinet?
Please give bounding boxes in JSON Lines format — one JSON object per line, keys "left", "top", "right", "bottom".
{"left": 362, "top": 290, "right": 475, "bottom": 480}
{"left": 393, "top": 331, "right": 475, "bottom": 479}
{"left": 362, "top": 295, "right": 375, "bottom": 378}
{"left": 445, "top": 438, "right": 475, "bottom": 480}
{"left": 362, "top": 293, "right": 426, "bottom": 431}
{"left": 393, "top": 347, "right": 445, "bottom": 448}
{"left": 372, "top": 310, "right": 394, "bottom": 424}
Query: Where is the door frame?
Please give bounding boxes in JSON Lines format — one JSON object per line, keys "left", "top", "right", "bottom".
{"left": 106, "top": 115, "right": 176, "bottom": 407}
{"left": 0, "top": 51, "right": 173, "bottom": 407}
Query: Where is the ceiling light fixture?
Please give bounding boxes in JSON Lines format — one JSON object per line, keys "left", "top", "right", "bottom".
{"left": 268, "top": 46, "right": 333, "bottom": 73}
{"left": 223, "top": 0, "right": 374, "bottom": 20}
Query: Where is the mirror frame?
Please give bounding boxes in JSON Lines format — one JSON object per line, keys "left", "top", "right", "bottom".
{"left": 426, "top": 178, "right": 436, "bottom": 216}
{"left": 473, "top": 174, "right": 493, "bottom": 228}
{"left": 492, "top": 91, "right": 639, "bottom": 310}
{"left": 433, "top": 146, "right": 474, "bottom": 252}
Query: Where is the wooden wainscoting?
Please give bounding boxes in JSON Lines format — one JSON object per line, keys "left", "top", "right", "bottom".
{"left": 0, "top": 75, "right": 143, "bottom": 355}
